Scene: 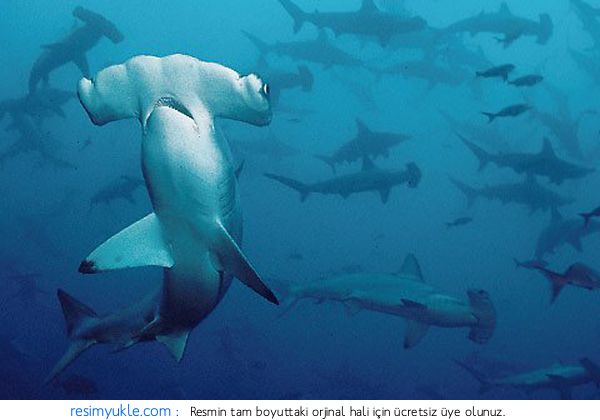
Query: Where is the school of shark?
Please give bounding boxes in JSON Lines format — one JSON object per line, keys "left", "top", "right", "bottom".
{"left": 2, "top": 0, "right": 600, "bottom": 400}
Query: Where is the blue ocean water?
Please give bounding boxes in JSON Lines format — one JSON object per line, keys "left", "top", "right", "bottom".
{"left": 1, "top": 0, "right": 600, "bottom": 400}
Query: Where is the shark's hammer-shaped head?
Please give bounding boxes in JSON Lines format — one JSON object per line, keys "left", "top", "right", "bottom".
{"left": 77, "top": 54, "right": 272, "bottom": 128}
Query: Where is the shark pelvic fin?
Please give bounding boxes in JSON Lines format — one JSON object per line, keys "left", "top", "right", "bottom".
{"left": 404, "top": 320, "right": 429, "bottom": 349}
{"left": 398, "top": 254, "right": 424, "bottom": 282}
{"left": 79, "top": 213, "right": 174, "bottom": 274}
{"left": 157, "top": 330, "right": 191, "bottom": 362}
{"left": 214, "top": 221, "right": 279, "bottom": 304}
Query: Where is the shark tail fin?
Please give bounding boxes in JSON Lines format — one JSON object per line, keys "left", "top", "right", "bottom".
{"left": 537, "top": 13, "right": 553, "bottom": 44}
{"left": 579, "top": 212, "right": 592, "bottom": 228}
{"left": 467, "top": 289, "right": 496, "bottom": 344}
{"left": 481, "top": 112, "right": 496, "bottom": 123}
{"left": 449, "top": 177, "right": 478, "bottom": 207}
{"left": 278, "top": 0, "right": 307, "bottom": 33}
{"left": 242, "top": 30, "right": 269, "bottom": 55}
{"left": 580, "top": 358, "right": 600, "bottom": 387}
{"left": 297, "top": 65, "right": 314, "bottom": 91}
{"left": 454, "top": 358, "right": 494, "bottom": 394}
{"left": 457, "top": 134, "right": 491, "bottom": 171}
{"left": 46, "top": 289, "right": 99, "bottom": 382}
{"left": 264, "top": 173, "right": 310, "bottom": 201}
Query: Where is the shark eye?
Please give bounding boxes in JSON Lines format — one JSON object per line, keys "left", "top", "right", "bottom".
{"left": 261, "top": 83, "right": 270, "bottom": 98}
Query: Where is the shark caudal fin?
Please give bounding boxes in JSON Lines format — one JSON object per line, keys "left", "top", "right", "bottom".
{"left": 467, "top": 289, "right": 496, "bottom": 344}
{"left": 481, "top": 112, "right": 496, "bottom": 123}
{"left": 278, "top": 0, "right": 308, "bottom": 33}
{"left": 580, "top": 358, "right": 600, "bottom": 387}
{"left": 537, "top": 13, "right": 553, "bottom": 44}
{"left": 264, "top": 173, "right": 311, "bottom": 201}
{"left": 449, "top": 177, "right": 478, "bottom": 207}
{"left": 79, "top": 213, "right": 174, "bottom": 274}
{"left": 242, "top": 30, "right": 270, "bottom": 55}
{"left": 214, "top": 221, "right": 279, "bottom": 305}
{"left": 457, "top": 134, "right": 492, "bottom": 171}
{"left": 297, "top": 65, "right": 314, "bottom": 92}
{"left": 46, "top": 289, "right": 99, "bottom": 383}
{"left": 454, "top": 359, "right": 494, "bottom": 394}
{"left": 580, "top": 212, "right": 593, "bottom": 228}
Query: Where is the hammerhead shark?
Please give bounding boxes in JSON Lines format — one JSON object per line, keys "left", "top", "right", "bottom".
{"left": 444, "top": 2, "right": 552, "bottom": 46}
{"left": 265, "top": 157, "right": 421, "bottom": 203}
{"left": 29, "top": 7, "right": 123, "bottom": 92}
{"left": 277, "top": 254, "right": 496, "bottom": 348}
{"left": 277, "top": 0, "right": 426, "bottom": 45}
{"left": 456, "top": 357, "right": 600, "bottom": 399}
{"left": 47, "top": 54, "right": 278, "bottom": 381}
{"left": 459, "top": 135, "right": 594, "bottom": 185}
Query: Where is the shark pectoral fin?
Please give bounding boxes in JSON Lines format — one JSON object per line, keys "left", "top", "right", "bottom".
{"left": 343, "top": 300, "right": 362, "bottom": 316}
{"left": 549, "top": 281, "right": 565, "bottom": 304}
{"left": 404, "top": 320, "right": 429, "bottom": 349}
{"left": 79, "top": 213, "right": 174, "bottom": 274}
{"left": 156, "top": 330, "right": 190, "bottom": 362}
{"left": 73, "top": 54, "right": 90, "bottom": 78}
{"left": 215, "top": 222, "right": 279, "bottom": 305}
{"left": 46, "top": 339, "right": 96, "bottom": 383}
{"left": 379, "top": 188, "right": 391, "bottom": 204}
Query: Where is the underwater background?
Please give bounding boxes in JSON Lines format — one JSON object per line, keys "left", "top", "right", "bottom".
{"left": 1, "top": 0, "right": 600, "bottom": 400}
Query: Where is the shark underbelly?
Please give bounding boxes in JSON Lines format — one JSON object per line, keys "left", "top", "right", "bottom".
{"left": 142, "top": 105, "right": 239, "bottom": 329}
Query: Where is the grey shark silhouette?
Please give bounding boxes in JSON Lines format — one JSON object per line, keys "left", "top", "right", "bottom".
{"left": 1, "top": 113, "right": 75, "bottom": 170}
{"left": 518, "top": 261, "right": 600, "bottom": 303}
{"left": 373, "top": 58, "right": 472, "bottom": 88}
{"left": 534, "top": 209, "right": 600, "bottom": 259}
{"left": 568, "top": 48, "right": 600, "bottom": 84}
{"left": 571, "top": 0, "right": 600, "bottom": 50}
{"left": 243, "top": 30, "right": 363, "bottom": 68}
{"left": 475, "top": 64, "right": 515, "bottom": 81}
{"left": 508, "top": 74, "right": 543, "bottom": 87}
{"left": 277, "top": 254, "right": 496, "bottom": 348}
{"left": 456, "top": 358, "right": 600, "bottom": 399}
{"left": 444, "top": 3, "right": 552, "bottom": 45}
{"left": 47, "top": 54, "right": 278, "bottom": 381}
{"left": 265, "top": 157, "right": 421, "bottom": 204}
{"left": 29, "top": 6, "right": 123, "bottom": 92}
{"left": 89, "top": 175, "right": 145, "bottom": 209}
{"left": 315, "top": 119, "right": 410, "bottom": 172}
{"left": 450, "top": 175, "right": 574, "bottom": 213}
{"left": 580, "top": 205, "right": 600, "bottom": 227}
{"left": 459, "top": 135, "right": 594, "bottom": 185}
{"left": 0, "top": 88, "right": 75, "bottom": 123}
{"left": 277, "top": 0, "right": 426, "bottom": 45}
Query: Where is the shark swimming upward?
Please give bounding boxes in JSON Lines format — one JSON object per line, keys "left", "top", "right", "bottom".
{"left": 48, "top": 54, "right": 278, "bottom": 381}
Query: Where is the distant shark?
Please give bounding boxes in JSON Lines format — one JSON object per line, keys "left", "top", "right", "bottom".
{"left": 459, "top": 135, "right": 594, "bottom": 185}
{"left": 444, "top": 2, "right": 552, "bottom": 45}
{"left": 534, "top": 209, "right": 600, "bottom": 259}
{"left": 277, "top": 0, "right": 426, "bottom": 45}
{"left": 570, "top": 0, "right": 600, "bottom": 50}
{"left": 315, "top": 119, "right": 410, "bottom": 172}
{"left": 29, "top": 7, "right": 123, "bottom": 92}
{"left": 0, "top": 88, "right": 75, "bottom": 123}
{"left": 265, "top": 157, "right": 421, "bottom": 204}
{"left": 47, "top": 54, "right": 278, "bottom": 381}
{"left": 255, "top": 59, "right": 313, "bottom": 105}
{"left": 450, "top": 175, "right": 574, "bottom": 213}
{"left": 456, "top": 357, "right": 600, "bottom": 399}
{"left": 89, "top": 175, "right": 145, "bottom": 209}
{"left": 243, "top": 30, "right": 363, "bottom": 68}
{"left": 277, "top": 254, "right": 496, "bottom": 348}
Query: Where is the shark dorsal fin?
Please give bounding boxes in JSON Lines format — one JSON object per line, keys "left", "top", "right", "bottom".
{"left": 540, "top": 137, "right": 556, "bottom": 158}
{"left": 499, "top": 2, "right": 511, "bottom": 15}
{"left": 356, "top": 118, "right": 371, "bottom": 136}
{"left": 362, "top": 156, "right": 376, "bottom": 171}
{"left": 399, "top": 254, "right": 424, "bottom": 281}
{"left": 360, "top": 0, "right": 378, "bottom": 13}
